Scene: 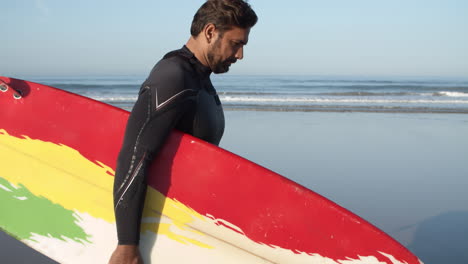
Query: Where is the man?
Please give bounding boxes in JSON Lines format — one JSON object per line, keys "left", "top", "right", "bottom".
{"left": 108, "top": 0, "right": 257, "bottom": 263}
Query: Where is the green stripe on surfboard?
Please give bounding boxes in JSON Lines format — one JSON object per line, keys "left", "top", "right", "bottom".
{"left": 0, "top": 177, "right": 91, "bottom": 243}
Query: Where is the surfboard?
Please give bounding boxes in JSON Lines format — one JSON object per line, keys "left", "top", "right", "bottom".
{"left": 0, "top": 76, "right": 423, "bottom": 264}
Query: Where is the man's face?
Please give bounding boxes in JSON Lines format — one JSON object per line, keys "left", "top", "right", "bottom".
{"left": 207, "top": 26, "right": 250, "bottom": 74}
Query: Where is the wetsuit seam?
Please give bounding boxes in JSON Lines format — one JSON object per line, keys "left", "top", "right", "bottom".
{"left": 115, "top": 89, "right": 153, "bottom": 201}
{"left": 116, "top": 88, "right": 196, "bottom": 203}
{"left": 115, "top": 151, "right": 147, "bottom": 210}
{"left": 155, "top": 89, "right": 199, "bottom": 111}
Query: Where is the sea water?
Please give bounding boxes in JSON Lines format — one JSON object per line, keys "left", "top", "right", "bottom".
{"left": 2, "top": 75, "right": 468, "bottom": 264}
{"left": 26, "top": 75, "right": 468, "bottom": 113}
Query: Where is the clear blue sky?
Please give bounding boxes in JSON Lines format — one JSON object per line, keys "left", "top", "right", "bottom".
{"left": 1, "top": 0, "right": 467, "bottom": 78}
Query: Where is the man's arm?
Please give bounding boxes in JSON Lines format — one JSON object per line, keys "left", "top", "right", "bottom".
{"left": 111, "top": 60, "right": 197, "bottom": 259}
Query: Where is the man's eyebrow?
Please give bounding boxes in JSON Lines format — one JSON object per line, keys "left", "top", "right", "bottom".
{"left": 234, "top": 40, "right": 248, "bottom": 45}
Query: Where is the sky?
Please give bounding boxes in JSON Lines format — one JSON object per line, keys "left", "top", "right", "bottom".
{"left": 1, "top": 0, "right": 467, "bottom": 78}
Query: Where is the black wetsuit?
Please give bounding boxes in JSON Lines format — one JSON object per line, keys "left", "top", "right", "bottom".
{"left": 113, "top": 46, "right": 225, "bottom": 245}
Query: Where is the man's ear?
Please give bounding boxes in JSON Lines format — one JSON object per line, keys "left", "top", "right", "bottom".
{"left": 203, "top": 23, "right": 217, "bottom": 44}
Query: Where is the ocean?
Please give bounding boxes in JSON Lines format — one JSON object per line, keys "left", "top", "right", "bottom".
{"left": 2, "top": 75, "right": 468, "bottom": 264}
{"left": 26, "top": 75, "right": 468, "bottom": 113}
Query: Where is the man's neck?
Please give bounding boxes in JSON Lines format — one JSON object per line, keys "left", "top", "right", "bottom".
{"left": 185, "top": 37, "right": 210, "bottom": 68}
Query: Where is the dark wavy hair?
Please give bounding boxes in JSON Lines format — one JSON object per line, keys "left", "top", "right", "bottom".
{"left": 190, "top": 0, "right": 258, "bottom": 36}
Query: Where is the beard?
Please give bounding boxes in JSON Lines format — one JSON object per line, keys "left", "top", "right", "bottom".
{"left": 209, "top": 56, "right": 230, "bottom": 74}
{"left": 207, "top": 38, "right": 236, "bottom": 74}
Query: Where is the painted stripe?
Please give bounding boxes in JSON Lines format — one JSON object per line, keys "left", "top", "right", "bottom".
{"left": 0, "top": 129, "right": 418, "bottom": 264}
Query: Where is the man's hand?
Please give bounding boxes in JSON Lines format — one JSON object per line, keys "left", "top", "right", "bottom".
{"left": 108, "top": 245, "right": 144, "bottom": 264}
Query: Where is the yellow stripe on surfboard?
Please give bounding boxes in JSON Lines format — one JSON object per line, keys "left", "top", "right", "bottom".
{"left": 0, "top": 129, "right": 212, "bottom": 249}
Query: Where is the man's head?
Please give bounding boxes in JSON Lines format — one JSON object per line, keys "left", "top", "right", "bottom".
{"left": 188, "top": 0, "right": 258, "bottom": 73}
{"left": 190, "top": 0, "right": 258, "bottom": 37}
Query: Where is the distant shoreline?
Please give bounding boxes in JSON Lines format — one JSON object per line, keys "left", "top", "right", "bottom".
{"left": 5, "top": 75, "right": 468, "bottom": 114}
{"left": 223, "top": 105, "right": 468, "bottom": 114}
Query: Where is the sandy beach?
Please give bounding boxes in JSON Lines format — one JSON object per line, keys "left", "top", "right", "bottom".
{"left": 2, "top": 110, "right": 467, "bottom": 264}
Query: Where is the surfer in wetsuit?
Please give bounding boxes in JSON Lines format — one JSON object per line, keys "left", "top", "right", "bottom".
{"left": 109, "top": 1, "right": 257, "bottom": 263}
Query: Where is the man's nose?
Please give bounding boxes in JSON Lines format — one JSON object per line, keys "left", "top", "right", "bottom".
{"left": 235, "top": 46, "right": 244, "bottom": 60}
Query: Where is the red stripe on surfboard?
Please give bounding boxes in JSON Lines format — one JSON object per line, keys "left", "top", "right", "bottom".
{"left": 148, "top": 133, "right": 416, "bottom": 263}
{"left": 0, "top": 76, "right": 420, "bottom": 263}
{"left": 0, "top": 77, "right": 127, "bottom": 170}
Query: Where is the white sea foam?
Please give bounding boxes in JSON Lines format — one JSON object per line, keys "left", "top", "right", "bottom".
{"left": 91, "top": 96, "right": 138, "bottom": 102}
{"left": 220, "top": 96, "right": 468, "bottom": 105}
{"left": 36, "top": 75, "right": 468, "bottom": 113}
{"left": 435, "top": 91, "right": 468, "bottom": 97}
{"left": 89, "top": 95, "right": 468, "bottom": 105}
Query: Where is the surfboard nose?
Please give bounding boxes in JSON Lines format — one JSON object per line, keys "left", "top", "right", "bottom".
{"left": 0, "top": 78, "right": 23, "bottom": 99}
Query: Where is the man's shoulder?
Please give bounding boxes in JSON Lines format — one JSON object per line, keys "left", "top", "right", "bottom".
{"left": 157, "top": 52, "right": 192, "bottom": 75}
{"left": 141, "top": 48, "right": 198, "bottom": 97}
{"left": 146, "top": 52, "right": 193, "bottom": 83}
